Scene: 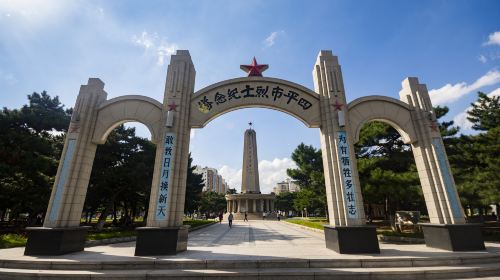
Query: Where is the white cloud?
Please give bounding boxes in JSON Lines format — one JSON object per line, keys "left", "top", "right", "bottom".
{"left": 132, "top": 31, "right": 178, "bottom": 66}
{"left": 484, "top": 31, "right": 500, "bottom": 46}
{"left": 218, "top": 157, "right": 297, "bottom": 193}
{"left": 263, "top": 30, "right": 284, "bottom": 47}
{"left": 0, "top": 0, "right": 75, "bottom": 28}
{"left": 218, "top": 165, "right": 242, "bottom": 191}
{"left": 453, "top": 87, "right": 500, "bottom": 131}
{"left": 429, "top": 70, "right": 500, "bottom": 105}
{"left": 0, "top": 70, "right": 17, "bottom": 85}
{"left": 479, "top": 55, "right": 487, "bottom": 63}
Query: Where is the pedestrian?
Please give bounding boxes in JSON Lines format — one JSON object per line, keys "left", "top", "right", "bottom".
{"left": 244, "top": 212, "right": 248, "bottom": 222}
{"left": 277, "top": 213, "right": 281, "bottom": 221}
{"left": 218, "top": 212, "right": 223, "bottom": 224}
{"left": 228, "top": 212, "right": 234, "bottom": 228}
{"left": 262, "top": 212, "right": 266, "bottom": 220}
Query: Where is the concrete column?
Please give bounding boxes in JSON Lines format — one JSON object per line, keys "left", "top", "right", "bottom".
{"left": 146, "top": 50, "right": 196, "bottom": 227}
{"left": 266, "top": 200, "right": 270, "bottom": 212}
{"left": 43, "top": 78, "right": 107, "bottom": 228}
{"left": 237, "top": 200, "right": 241, "bottom": 213}
{"left": 253, "top": 200, "right": 256, "bottom": 213}
{"left": 270, "top": 200, "right": 274, "bottom": 211}
{"left": 260, "top": 199, "right": 264, "bottom": 212}
{"left": 245, "top": 199, "right": 249, "bottom": 212}
{"left": 313, "top": 50, "right": 365, "bottom": 227}
{"left": 399, "top": 77, "right": 465, "bottom": 224}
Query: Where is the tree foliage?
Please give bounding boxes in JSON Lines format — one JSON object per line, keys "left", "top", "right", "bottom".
{"left": 467, "top": 92, "right": 500, "bottom": 131}
{"left": 185, "top": 153, "right": 203, "bottom": 213}
{"left": 0, "top": 92, "right": 71, "bottom": 223}
{"left": 287, "top": 143, "right": 326, "bottom": 215}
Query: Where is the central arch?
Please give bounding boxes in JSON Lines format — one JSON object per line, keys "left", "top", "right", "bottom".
{"left": 189, "top": 77, "right": 321, "bottom": 128}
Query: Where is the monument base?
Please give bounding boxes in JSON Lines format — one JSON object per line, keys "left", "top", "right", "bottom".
{"left": 135, "top": 226, "right": 188, "bottom": 256}
{"left": 24, "top": 226, "right": 90, "bottom": 256}
{"left": 324, "top": 225, "right": 380, "bottom": 254}
{"left": 421, "top": 223, "right": 485, "bottom": 251}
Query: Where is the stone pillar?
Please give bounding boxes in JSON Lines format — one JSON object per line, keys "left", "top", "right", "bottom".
{"left": 399, "top": 77, "right": 465, "bottom": 225}
{"left": 237, "top": 200, "right": 241, "bottom": 213}
{"left": 260, "top": 199, "right": 264, "bottom": 212}
{"left": 270, "top": 200, "right": 274, "bottom": 211}
{"left": 266, "top": 200, "right": 270, "bottom": 212}
{"left": 25, "top": 78, "right": 107, "bottom": 256}
{"left": 313, "top": 50, "right": 379, "bottom": 254}
{"left": 245, "top": 199, "right": 249, "bottom": 212}
{"left": 399, "top": 78, "right": 482, "bottom": 251}
{"left": 226, "top": 201, "right": 229, "bottom": 213}
{"left": 135, "top": 50, "right": 196, "bottom": 256}
{"left": 253, "top": 200, "right": 256, "bottom": 213}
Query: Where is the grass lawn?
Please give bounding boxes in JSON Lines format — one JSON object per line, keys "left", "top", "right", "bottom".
{"left": 0, "top": 234, "right": 27, "bottom": 249}
{"left": 285, "top": 218, "right": 326, "bottom": 230}
{"left": 285, "top": 218, "right": 425, "bottom": 238}
{"left": 0, "top": 219, "right": 216, "bottom": 249}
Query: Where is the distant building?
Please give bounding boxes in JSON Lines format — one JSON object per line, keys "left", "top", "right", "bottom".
{"left": 193, "top": 166, "right": 229, "bottom": 194}
{"left": 273, "top": 179, "right": 300, "bottom": 195}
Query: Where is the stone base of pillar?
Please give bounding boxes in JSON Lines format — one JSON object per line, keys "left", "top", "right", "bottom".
{"left": 324, "top": 225, "right": 380, "bottom": 254}
{"left": 420, "top": 223, "right": 485, "bottom": 251}
{"left": 135, "top": 226, "right": 188, "bottom": 256}
{"left": 24, "top": 226, "right": 90, "bottom": 256}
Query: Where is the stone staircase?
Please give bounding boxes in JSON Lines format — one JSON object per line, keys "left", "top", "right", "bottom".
{"left": 1, "top": 254, "right": 500, "bottom": 279}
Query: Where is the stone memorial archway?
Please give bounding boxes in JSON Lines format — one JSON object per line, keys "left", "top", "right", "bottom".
{"left": 24, "top": 50, "right": 484, "bottom": 256}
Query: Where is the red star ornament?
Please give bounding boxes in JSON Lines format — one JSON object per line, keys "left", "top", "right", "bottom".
{"left": 430, "top": 122, "right": 439, "bottom": 132}
{"left": 240, "top": 57, "right": 269, "bottom": 77}
{"left": 333, "top": 100, "right": 343, "bottom": 111}
{"left": 167, "top": 102, "right": 178, "bottom": 111}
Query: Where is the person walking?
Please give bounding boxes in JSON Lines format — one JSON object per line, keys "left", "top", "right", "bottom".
{"left": 218, "top": 212, "right": 223, "bottom": 224}
{"left": 244, "top": 212, "right": 248, "bottom": 222}
{"left": 228, "top": 212, "right": 234, "bottom": 228}
{"left": 262, "top": 212, "right": 266, "bottom": 220}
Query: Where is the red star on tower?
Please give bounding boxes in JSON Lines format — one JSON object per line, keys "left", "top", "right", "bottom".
{"left": 240, "top": 57, "right": 268, "bottom": 77}
{"left": 430, "top": 122, "right": 439, "bottom": 132}
{"left": 333, "top": 100, "right": 343, "bottom": 111}
{"left": 167, "top": 102, "right": 178, "bottom": 111}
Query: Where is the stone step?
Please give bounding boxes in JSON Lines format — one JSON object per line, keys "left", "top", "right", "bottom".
{"left": 1, "top": 262, "right": 500, "bottom": 279}
{"left": 2, "top": 255, "right": 500, "bottom": 271}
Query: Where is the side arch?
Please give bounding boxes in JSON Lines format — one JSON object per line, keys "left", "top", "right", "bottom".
{"left": 347, "top": 95, "right": 418, "bottom": 144}
{"left": 92, "top": 95, "right": 163, "bottom": 144}
{"left": 189, "top": 77, "right": 321, "bottom": 128}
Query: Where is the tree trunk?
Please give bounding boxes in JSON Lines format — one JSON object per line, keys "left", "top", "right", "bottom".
{"left": 96, "top": 202, "right": 113, "bottom": 231}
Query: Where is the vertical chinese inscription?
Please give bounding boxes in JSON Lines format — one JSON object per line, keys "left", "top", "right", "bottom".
{"left": 49, "top": 139, "right": 77, "bottom": 221}
{"left": 337, "top": 131, "right": 358, "bottom": 219}
{"left": 432, "top": 138, "right": 461, "bottom": 217}
{"left": 155, "top": 132, "right": 176, "bottom": 220}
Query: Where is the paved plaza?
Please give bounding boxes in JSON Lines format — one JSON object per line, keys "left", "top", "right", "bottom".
{"left": 1, "top": 221, "right": 500, "bottom": 279}
{"left": 1, "top": 220, "right": 499, "bottom": 261}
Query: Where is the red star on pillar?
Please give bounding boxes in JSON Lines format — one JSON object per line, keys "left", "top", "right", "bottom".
{"left": 333, "top": 100, "right": 343, "bottom": 111}
{"left": 430, "top": 122, "right": 439, "bottom": 132}
{"left": 168, "top": 102, "right": 178, "bottom": 111}
{"left": 240, "top": 57, "right": 269, "bottom": 77}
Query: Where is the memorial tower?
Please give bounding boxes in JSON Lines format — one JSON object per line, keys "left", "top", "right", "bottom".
{"left": 225, "top": 123, "right": 276, "bottom": 219}
{"left": 241, "top": 123, "right": 260, "bottom": 194}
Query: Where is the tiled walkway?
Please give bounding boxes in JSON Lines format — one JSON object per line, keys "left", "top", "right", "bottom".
{"left": 0, "top": 220, "right": 499, "bottom": 262}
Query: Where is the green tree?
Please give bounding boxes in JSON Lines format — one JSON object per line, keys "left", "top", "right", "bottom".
{"left": 355, "top": 121, "right": 422, "bottom": 218}
{"left": 185, "top": 155, "right": 204, "bottom": 213}
{"left": 287, "top": 143, "right": 326, "bottom": 215}
{"left": 199, "top": 191, "right": 226, "bottom": 217}
{"left": 276, "top": 191, "right": 297, "bottom": 214}
{"left": 467, "top": 92, "right": 500, "bottom": 131}
{"left": 226, "top": 188, "right": 237, "bottom": 194}
{"left": 0, "top": 92, "right": 71, "bottom": 224}
{"left": 84, "top": 125, "right": 155, "bottom": 229}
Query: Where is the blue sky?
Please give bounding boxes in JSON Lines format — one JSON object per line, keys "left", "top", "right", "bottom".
{"left": 1, "top": 1, "right": 499, "bottom": 192}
